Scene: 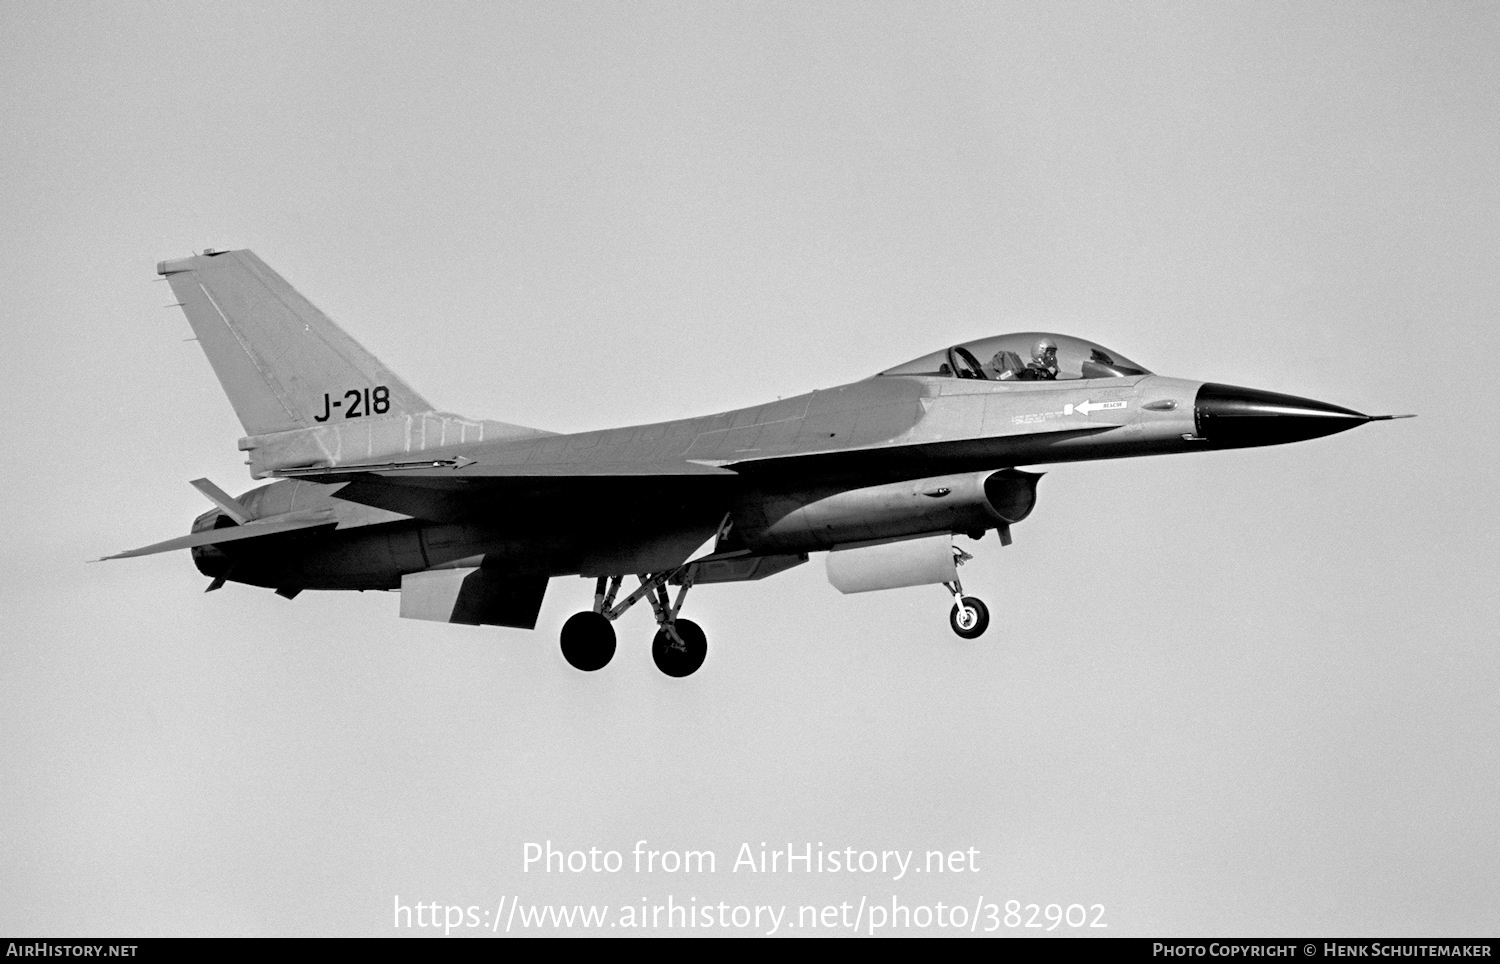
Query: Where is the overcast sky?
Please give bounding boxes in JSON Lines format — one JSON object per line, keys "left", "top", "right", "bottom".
{"left": 2, "top": 0, "right": 1496, "bottom": 937}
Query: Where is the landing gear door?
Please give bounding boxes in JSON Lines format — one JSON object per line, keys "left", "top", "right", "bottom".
{"left": 825, "top": 533, "right": 958, "bottom": 594}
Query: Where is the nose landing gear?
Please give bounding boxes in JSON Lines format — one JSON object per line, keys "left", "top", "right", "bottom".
{"left": 559, "top": 567, "right": 709, "bottom": 677}
{"left": 947, "top": 590, "right": 990, "bottom": 639}
{"left": 943, "top": 547, "right": 990, "bottom": 639}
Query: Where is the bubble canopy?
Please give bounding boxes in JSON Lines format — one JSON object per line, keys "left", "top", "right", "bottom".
{"left": 879, "top": 332, "right": 1152, "bottom": 381}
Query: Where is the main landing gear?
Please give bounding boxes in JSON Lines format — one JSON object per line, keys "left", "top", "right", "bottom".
{"left": 559, "top": 567, "right": 708, "bottom": 677}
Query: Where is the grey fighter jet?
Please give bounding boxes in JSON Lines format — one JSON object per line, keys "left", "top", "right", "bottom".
{"left": 106, "top": 250, "right": 1409, "bottom": 676}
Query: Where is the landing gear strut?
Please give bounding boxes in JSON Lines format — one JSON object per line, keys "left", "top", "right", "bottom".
{"left": 647, "top": 565, "right": 706, "bottom": 677}
{"left": 943, "top": 547, "right": 990, "bottom": 639}
{"left": 559, "top": 567, "right": 709, "bottom": 676}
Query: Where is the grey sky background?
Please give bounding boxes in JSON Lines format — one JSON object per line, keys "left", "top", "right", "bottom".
{"left": 2, "top": 1, "right": 1496, "bottom": 937}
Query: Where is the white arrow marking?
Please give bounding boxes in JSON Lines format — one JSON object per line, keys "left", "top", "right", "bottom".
{"left": 1069, "top": 399, "right": 1128, "bottom": 416}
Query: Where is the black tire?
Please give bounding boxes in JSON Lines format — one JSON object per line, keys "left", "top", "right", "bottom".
{"left": 652, "top": 618, "right": 707, "bottom": 677}
{"left": 560, "top": 611, "right": 616, "bottom": 671}
{"left": 949, "top": 597, "right": 990, "bottom": 639}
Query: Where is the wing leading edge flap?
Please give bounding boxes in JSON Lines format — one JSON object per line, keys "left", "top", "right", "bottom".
{"left": 277, "top": 458, "right": 740, "bottom": 482}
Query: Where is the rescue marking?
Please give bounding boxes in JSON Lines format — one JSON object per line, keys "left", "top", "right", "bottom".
{"left": 1013, "top": 399, "right": 1128, "bottom": 425}
{"left": 1065, "top": 400, "right": 1127, "bottom": 416}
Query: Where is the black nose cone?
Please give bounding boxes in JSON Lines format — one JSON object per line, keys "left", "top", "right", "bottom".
{"left": 1195, "top": 383, "right": 1371, "bottom": 448}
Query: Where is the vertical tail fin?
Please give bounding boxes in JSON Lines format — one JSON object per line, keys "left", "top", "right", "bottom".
{"left": 158, "top": 249, "right": 432, "bottom": 436}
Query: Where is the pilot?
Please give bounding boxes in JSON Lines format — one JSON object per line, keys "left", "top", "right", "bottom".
{"left": 1015, "top": 337, "right": 1059, "bottom": 380}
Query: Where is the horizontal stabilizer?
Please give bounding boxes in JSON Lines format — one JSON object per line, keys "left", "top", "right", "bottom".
{"left": 101, "top": 513, "right": 335, "bottom": 560}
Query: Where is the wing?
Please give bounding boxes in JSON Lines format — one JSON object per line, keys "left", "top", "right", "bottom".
{"left": 277, "top": 458, "right": 744, "bottom": 524}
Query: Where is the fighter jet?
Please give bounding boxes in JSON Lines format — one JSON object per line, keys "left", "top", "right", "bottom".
{"left": 105, "top": 249, "right": 1409, "bottom": 676}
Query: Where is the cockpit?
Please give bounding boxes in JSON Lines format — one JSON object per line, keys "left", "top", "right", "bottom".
{"left": 879, "top": 333, "right": 1151, "bottom": 381}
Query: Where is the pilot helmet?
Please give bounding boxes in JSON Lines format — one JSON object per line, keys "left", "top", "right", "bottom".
{"left": 1031, "top": 337, "right": 1058, "bottom": 366}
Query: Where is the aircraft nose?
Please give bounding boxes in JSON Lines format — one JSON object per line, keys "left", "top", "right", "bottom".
{"left": 1194, "top": 382, "right": 1373, "bottom": 448}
